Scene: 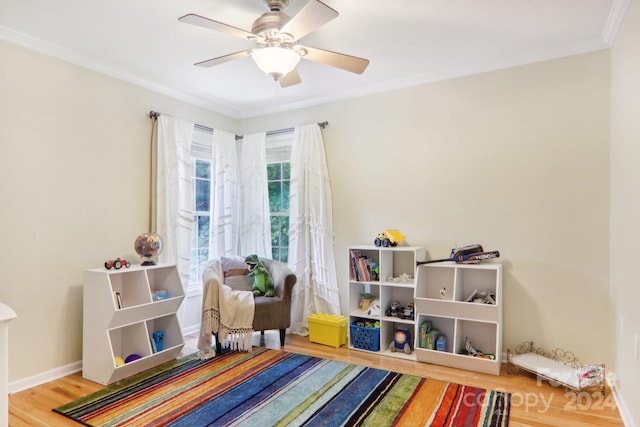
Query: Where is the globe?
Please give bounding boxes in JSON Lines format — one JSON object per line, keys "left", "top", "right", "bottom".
{"left": 134, "top": 233, "right": 163, "bottom": 266}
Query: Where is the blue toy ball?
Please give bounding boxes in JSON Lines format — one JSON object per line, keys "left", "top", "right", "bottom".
{"left": 125, "top": 353, "right": 142, "bottom": 363}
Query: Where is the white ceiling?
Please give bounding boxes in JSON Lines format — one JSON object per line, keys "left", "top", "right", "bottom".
{"left": 0, "top": 0, "right": 627, "bottom": 118}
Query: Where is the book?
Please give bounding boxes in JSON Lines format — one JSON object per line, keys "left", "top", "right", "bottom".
{"left": 465, "top": 290, "right": 478, "bottom": 302}
{"left": 112, "top": 290, "right": 119, "bottom": 309}
{"left": 349, "top": 249, "right": 363, "bottom": 281}
{"left": 115, "top": 292, "right": 123, "bottom": 309}
{"left": 358, "top": 257, "right": 370, "bottom": 282}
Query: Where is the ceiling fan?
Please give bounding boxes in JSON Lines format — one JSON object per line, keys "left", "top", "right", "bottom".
{"left": 178, "top": 0, "right": 369, "bottom": 87}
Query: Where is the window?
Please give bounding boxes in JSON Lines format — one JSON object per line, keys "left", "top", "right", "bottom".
{"left": 189, "top": 125, "right": 213, "bottom": 283}
{"left": 190, "top": 158, "right": 211, "bottom": 281}
{"left": 186, "top": 128, "right": 292, "bottom": 277}
{"left": 266, "top": 132, "right": 293, "bottom": 263}
{"left": 268, "top": 162, "right": 290, "bottom": 262}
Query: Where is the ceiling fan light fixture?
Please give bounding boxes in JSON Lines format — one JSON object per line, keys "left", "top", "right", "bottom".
{"left": 250, "top": 46, "right": 300, "bottom": 81}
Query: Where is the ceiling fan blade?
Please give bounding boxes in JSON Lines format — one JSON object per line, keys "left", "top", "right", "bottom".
{"left": 179, "top": 14, "right": 254, "bottom": 41}
{"left": 280, "top": 69, "right": 302, "bottom": 87}
{"left": 195, "top": 50, "right": 252, "bottom": 67}
{"left": 300, "top": 46, "right": 369, "bottom": 74}
{"left": 280, "top": 0, "right": 338, "bottom": 41}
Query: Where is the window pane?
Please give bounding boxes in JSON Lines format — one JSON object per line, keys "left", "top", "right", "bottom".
{"left": 197, "top": 216, "right": 209, "bottom": 247}
{"left": 190, "top": 157, "right": 211, "bottom": 284}
{"left": 282, "top": 215, "right": 289, "bottom": 240}
{"left": 198, "top": 248, "right": 209, "bottom": 267}
{"left": 268, "top": 181, "right": 282, "bottom": 211}
{"left": 267, "top": 163, "right": 280, "bottom": 180}
{"left": 267, "top": 160, "right": 291, "bottom": 263}
{"left": 190, "top": 248, "right": 198, "bottom": 279}
{"left": 195, "top": 179, "right": 210, "bottom": 211}
{"left": 270, "top": 216, "right": 281, "bottom": 247}
{"left": 282, "top": 181, "right": 290, "bottom": 211}
{"left": 196, "top": 160, "right": 210, "bottom": 179}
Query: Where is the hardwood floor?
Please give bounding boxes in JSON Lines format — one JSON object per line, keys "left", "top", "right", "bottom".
{"left": 9, "top": 331, "right": 624, "bottom": 426}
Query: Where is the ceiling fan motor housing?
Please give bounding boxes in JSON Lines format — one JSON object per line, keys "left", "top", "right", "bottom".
{"left": 252, "top": 11, "right": 292, "bottom": 43}
{"left": 264, "top": 0, "right": 289, "bottom": 11}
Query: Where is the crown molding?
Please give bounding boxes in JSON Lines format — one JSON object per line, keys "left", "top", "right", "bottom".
{"left": 0, "top": 25, "right": 244, "bottom": 118}
{"left": 602, "top": 0, "right": 632, "bottom": 45}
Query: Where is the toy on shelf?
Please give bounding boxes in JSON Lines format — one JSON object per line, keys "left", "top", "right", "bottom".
{"left": 417, "top": 243, "right": 500, "bottom": 265}
{"left": 124, "top": 354, "right": 142, "bottom": 363}
{"left": 464, "top": 337, "right": 496, "bottom": 360}
{"left": 104, "top": 258, "right": 131, "bottom": 270}
{"left": 359, "top": 293, "right": 375, "bottom": 311}
{"left": 389, "top": 326, "right": 412, "bottom": 354}
{"left": 152, "top": 330, "right": 164, "bottom": 352}
{"left": 388, "top": 273, "right": 412, "bottom": 283}
{"left": 365, "top": 299, "right": 382, "bottom": 317}
{"left": 374, "top": 229, "right": 405, "bottom": 247}
{"left": 385, "top": 301, "right": 414, "bottom": 320}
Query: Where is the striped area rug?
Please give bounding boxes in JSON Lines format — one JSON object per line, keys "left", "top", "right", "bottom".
{"left": 54, "top": 348, "right": 510, "bottom": 426}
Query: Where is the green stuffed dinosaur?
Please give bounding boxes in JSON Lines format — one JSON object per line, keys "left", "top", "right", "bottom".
{"left": 245, "top": 254, "right": 275, "bottom": 297}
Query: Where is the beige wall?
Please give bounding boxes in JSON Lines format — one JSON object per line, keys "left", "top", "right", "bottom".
{"left": 245, "top": 50, "right": 612, "bottom": 366}
{"left": 0, "top": 36, "right": 614, "bottom": 401}
{"left": 610, "top": 0, "right": 640, "bottom": 423}
{"left": 0, "top": 39, "right": 239, "bottom": 382}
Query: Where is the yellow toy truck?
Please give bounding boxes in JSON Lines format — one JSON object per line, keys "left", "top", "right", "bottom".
{"left": 374, "top": 229, "right": 405, "bottom": 247}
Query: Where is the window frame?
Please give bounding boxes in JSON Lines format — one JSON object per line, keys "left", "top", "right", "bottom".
{"left": 266, "top": 132, "right": 293, "bottom": 263}
{"left": 188, "top": 125, "right": 214, "bottom": 288}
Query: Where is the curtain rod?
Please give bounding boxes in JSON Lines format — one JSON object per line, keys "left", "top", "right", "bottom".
{"left": 149, "top": 111, "right": 328, "bottom": 140}
{"left": 235, "top": 121, "right": 328, "bottom": 141}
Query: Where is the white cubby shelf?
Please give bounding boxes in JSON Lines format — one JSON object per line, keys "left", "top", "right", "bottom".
{"left": 83, "top": 264, "right": 185, "bottom": 385}
{"left": 414, "top": 262, "right": 503, "bottom": 375}
{"left": 347, "top": 246, "right": 426, "bottom": 361}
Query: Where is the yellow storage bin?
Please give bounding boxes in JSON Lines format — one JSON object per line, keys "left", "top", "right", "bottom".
{"left": 308, "top": 313, "right": 347, "bottom": 348}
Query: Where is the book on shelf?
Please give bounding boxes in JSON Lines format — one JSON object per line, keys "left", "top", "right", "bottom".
{"left": 358, "top": 257, "right": 372, "bottom": 282}
{"left": 351, "top": 249, "right": 377, "bottom": 282}
{"left": 350, "top": 249, "right": 363, "bottom": 281}
{"left": 465, "top": 290, "right": 478, "bottom": 302}
{"left": 112, "top": 290, "right": 123, "bottom": 309}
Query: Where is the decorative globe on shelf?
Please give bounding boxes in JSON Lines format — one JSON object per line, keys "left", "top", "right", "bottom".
{"left": 134, "top": 233, "right": 163, "bottom": 266}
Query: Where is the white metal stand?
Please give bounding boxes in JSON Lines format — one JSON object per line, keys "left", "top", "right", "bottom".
{"left": 0, "top": 303, "right": 16, "bottom": 427}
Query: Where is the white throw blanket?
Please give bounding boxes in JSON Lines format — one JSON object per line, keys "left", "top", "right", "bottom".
{"left": 197, "top": 259, "right": 255, "bottom": 360}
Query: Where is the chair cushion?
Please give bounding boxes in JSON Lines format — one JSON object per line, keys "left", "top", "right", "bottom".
{"left": 225, "top": 275, "right": 254, "bottom": 292}
{"left": 221, "top": 256, "right": 249, "bottom": 278}
{"left": 221, "top": 255, "right": 246, "bottom": 271}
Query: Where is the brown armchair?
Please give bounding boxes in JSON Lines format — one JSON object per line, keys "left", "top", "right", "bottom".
{"left": 219, "top": 257, "right": 297, "bottom": 348}
{"left": 251, "top": 258, "right": 297, "bottom": 346}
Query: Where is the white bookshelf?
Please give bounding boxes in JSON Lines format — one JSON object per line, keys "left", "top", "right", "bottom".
{"left": 347, "top": 246, "right": 426, "bottom": 361}
{"left": 414, "top": 262, "right": 503, "bottom": 375}
{"left": 82, "top": 264, "right": 185, "bottom": 385}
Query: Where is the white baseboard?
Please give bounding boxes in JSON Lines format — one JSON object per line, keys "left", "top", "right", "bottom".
{"left": 607, "top": 374, "right": 635, "bottom": 427}
{"left": 9, "top": 329, "right": 199, "bottom": 394}
{"left": 8, "top": 360, "right": 82, "bottom": 394}
{"left": 182, "top": 324, "right": 200, "bottom": 337}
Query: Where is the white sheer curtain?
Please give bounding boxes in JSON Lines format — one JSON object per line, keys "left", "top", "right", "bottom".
{"left": 209, "top": 129, "right": 240, "bottom": 259}
{"left": 239, "top": 132, "right": 272, "bottom": 257}
{"left": 288, "top": 124, "right": 340, "bottom": 335}
{"left": 156, "top": 115, "right": 194, "bottom": 288}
